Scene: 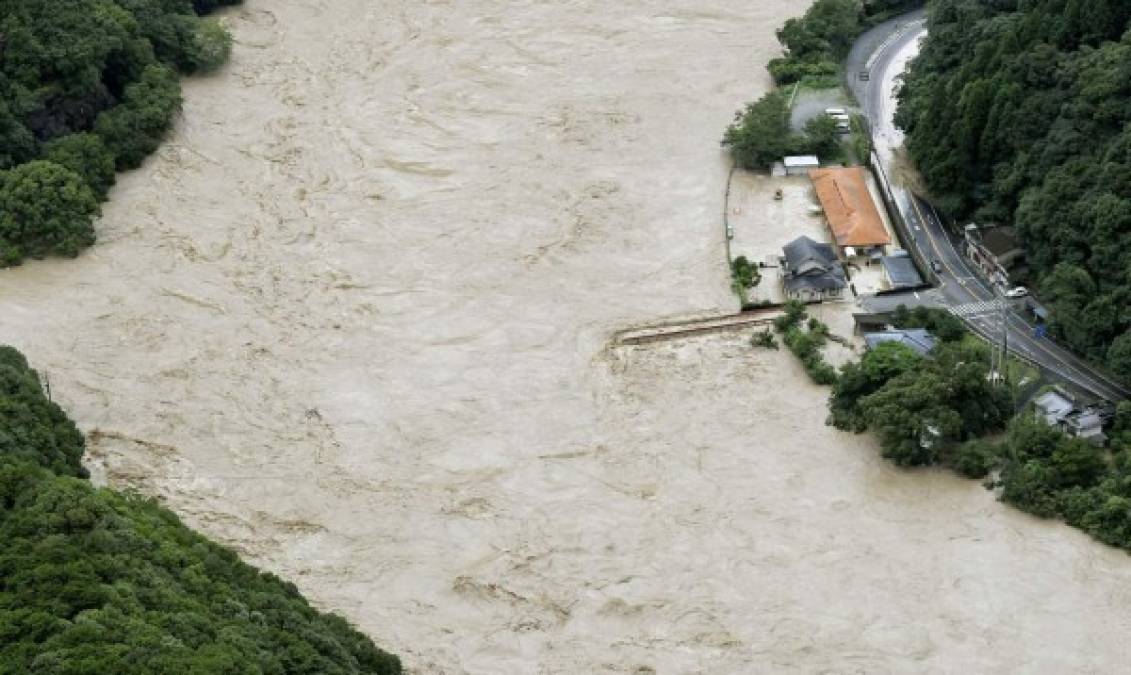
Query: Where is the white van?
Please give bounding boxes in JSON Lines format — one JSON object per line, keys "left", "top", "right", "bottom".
{"left": 825, "top": 107, "right": 847, "bottom": 117}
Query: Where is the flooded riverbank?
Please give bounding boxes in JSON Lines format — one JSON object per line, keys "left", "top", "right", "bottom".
{"left": 3, "top": 1, "right": 1131, "bottom": 672}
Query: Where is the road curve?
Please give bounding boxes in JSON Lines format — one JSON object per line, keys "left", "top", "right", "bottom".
{"left": 847, "top": 12, "right": 1129, "bottom": 402}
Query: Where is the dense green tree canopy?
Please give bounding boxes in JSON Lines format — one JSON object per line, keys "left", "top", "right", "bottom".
{"left": 43, "top": 133, "right": 118, "bottom": 200}
{"left": 0, "top": 344, "right": 402, "bottom": 673}
{"left": 0, "top": 160, "right": 99, "bottom": 263}
{"left": 0, "top": 346, "right": 86, "bottom": 478}
{"left": 830, "top": 328, "right": 1013, "bottom": 467}
{"left": 829, "top": 341, "right": 923, "bottom": 431}
{"left": 768, "top": 0, "right": 923, "bottom": 84}
{"left": 94, "top": 63, "right": 183, "bottom": 169}
{"left": 888, "top": 305, "right": 967, "bottom": 343}
{"left": 722, "top": 91, "right": 853, "bottom": 169}
{"left": 1000, "top": 414, "right": 1111, "bottom": 520}
{"left": 0, "top": 0, "right": 238, "bottom": 265}
{"left": 0, "top": 461, "right": 402, "bottom": 674}
{"left": 896, "top": 0, "right": 1131, "bottom": 382}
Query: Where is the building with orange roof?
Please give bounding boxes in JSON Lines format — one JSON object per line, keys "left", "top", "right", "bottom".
{"left": 808, "top": 167, "right": 891, "bottom": 254}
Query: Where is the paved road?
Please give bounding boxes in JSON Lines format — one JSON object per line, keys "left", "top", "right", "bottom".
{"left": 847, "top": 14, "right": 1130, "bottom": 402}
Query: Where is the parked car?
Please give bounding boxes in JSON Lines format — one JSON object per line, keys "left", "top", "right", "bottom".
{"left": 931, "top": 259, "right": 944, "bottom": 274}
{"left": 829, "top": 113, "right": 851, "bottom": 122}
{"left": 824, "top": 107, "right": 847, "bottom": 116}
{"left": 1005, "top": 286, "right": 1029, "bottom": 298}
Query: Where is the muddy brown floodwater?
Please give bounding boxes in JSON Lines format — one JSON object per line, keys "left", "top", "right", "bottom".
{"left": 4, "top": 1, "right": 1131, "bottom": 672}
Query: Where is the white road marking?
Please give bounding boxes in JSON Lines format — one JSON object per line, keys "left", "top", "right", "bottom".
{"left": 949, "top": 300, "right": 1000, "bottom": 318}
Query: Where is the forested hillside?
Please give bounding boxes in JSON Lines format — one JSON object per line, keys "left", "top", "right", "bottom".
{"left": 0, "top": 2, "right": 404, "bottom": 668}
{"left": 895, "top": 0, "right": 1131, "bottom": 384}
{"left": 0, "top": 345, "right": 402, "bottom": 673}
{"left": 0, "top": 0, "right": 239, "bottom": 264}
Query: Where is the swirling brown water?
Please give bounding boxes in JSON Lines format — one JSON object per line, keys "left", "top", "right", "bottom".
{"left": 3, "top": 2, "right": 1131, "bottom": 672}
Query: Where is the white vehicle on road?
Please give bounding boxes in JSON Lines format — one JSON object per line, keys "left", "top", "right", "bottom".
{"left": 825, "top": 107, "right": 847, "bottom": 116}
{"left": 1005, "top": 286, "right": 1029, "bottom": 298}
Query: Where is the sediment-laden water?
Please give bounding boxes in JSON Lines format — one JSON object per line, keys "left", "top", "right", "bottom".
{"left": 3, "top": 2, "right": 1131, "bottom": 672}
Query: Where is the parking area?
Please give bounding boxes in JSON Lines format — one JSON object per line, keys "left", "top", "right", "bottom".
{"left": 789, "top": 87, "right": 859, "bottom": 133}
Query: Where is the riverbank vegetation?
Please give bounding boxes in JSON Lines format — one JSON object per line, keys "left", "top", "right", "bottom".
{"left": 721, "top": 90, "right": 844, "bottom": 170}
{"left": 815, "top": 305, "right": 1131, "bottom": 554}
{"left": 995, "top": 406, "right": 1131, "bottom": 552}
{"left": 0, "top": 0, "right": 239, "bottom": 265}
{"left": 0, "top": 1, "right": 404, "bottom": 668}
{"left": 723, "top": 0, "right": 922, "bottom": 169}
{"left": 895, "top": 0, "right": 1131, "bottom": 385}
{"left": 768, "top": 0, "right": 923, "bottom": 86}
{"left": 0, "top": 345, "right": 402, "bottom": 673}
{"left": 730, "top": 255, "right": 762, "bottom": 305}
{"left": 773, "top": 302, "right": 839, "bottom": 385}
{"left": 829, "top": 327, "right": 1012, "bottom": 467}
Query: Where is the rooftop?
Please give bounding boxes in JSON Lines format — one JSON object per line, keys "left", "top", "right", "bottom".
{"left": 881, "top": 253, "right": 924, "bottom": 289}
{"left": 1034, "top": 390, "right": 1074, "bottom": 425}
{"left": 1067, "top": 410, "right": 1108, "bottom": 445}
{"left": 977, "top": 226, "right": 1024, "bottom": 260}
{"left": 863, "top": 328, "right": 937, "bottom": 356}
{"left": 809, "top": 167, "right": 891, "bottom": 248}
{"left": 781, "top": 235, "right": 846, "bottom": 293}
{"left": 784, "top": 155, "right": 820, "bottom": 167}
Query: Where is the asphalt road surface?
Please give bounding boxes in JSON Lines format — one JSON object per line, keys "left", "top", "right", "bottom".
{"left": 847, "top": 13, "right": 1129, "bottom": 402}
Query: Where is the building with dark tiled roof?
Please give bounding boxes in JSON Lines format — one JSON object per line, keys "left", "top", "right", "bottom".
{"left": 780, "top": 236, "right": 847, "bottom": 302}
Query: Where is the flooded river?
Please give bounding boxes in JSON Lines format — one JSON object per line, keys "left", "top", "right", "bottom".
{"left": 4, "top": 1, "right": 1131, "bottom": 672}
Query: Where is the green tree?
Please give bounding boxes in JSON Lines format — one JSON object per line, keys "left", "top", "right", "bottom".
{"left": 767, "top": 0, "right": 877, "bottom": 84}
{"left": 804, "top": 115, "right": 841, "bottom": 158}
{"left": 829, "top": 341, "right": 922, "bottom": 431}
{"left": 998, "top": 414, "right": 1106, "bottom": 516}
{"left": 0, "top": 160, "right": 98, "bottom": 264}
{"left": 1048, "top": 437, "right": 1107, "bottom": 489}
{"left": 1107, "top": 331, "right": 1131, "bottom": 385}
{"left": 0, "top": 102, "right": 37, "bottom": 170}
{"left": 722, "top": 91, "right": 795, "bottom": 169}
{"left": 95, "top": 64, "right": 183, "bottom": 169}
{"left": 889, "top": 305, "right": 966, "bottom": 342}
{"left": 776, "top": 0, "right": 862, "bottom": 62}
{"left": 0, "top": 345, "right": 87, "bottom": 477}
{"left": 860, "top": 369, "right": 964, "bottom": 466}
{"left": 186, "top": 18, "right": 233, "bottom": 73}
{"left": 43, "top": 133, "right": 118, "bottom": 200}
{"left": 0, "top": 344, "right": 403, "bottom": 673}
{"left": 897, "top": 0, "right": 1131, "bottom": 381}
{"left": 773, "top": 300, "right": 808, "bottom": 332}
{"left": 731, "top": 255, "right": 761, "bottom": 289}
{"left": 944, "top": 439, "right": 998, "bottom": 479}
{"left": 839, "top": 334, "right": 1010, "bottom": 466}
{"left": 999, "top": 459, "right": 1061, "bottom": 517}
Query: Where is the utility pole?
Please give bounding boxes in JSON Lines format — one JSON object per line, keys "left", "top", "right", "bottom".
{"left": 991, "top": 287, "right": 1009, "bottom": 389}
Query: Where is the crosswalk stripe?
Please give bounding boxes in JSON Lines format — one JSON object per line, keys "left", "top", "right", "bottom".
{"left": 949, "top": 300, "right": 1002, "bottom": 317}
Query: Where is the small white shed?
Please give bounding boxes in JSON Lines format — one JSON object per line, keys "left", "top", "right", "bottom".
{"left": 783, "top": 155, "right": 820, "bottom": 176}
